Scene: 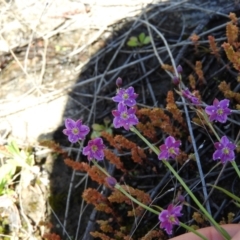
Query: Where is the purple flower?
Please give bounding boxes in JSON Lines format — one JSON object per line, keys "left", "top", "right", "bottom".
{"left": 182, "top": 88, "right": 200, "bottom": 105}
{"left": 159, "top": 204, "right": 183, "bottom": 235}
{"left": 112, "top": 86, "right": 138, "bottom": 107}
{"left": 158, "top": 136, "right": 181, "bottom": 160}
{"left": 213, "top": 136, "right": 236, "bottom": 164}
{"left": 63, "top": 118, "right": 90, "bottom": 143}
{"left": 83, "top": 137, "right": 105, "bottom": 161}
{"left": 112, "top": 102, "right": 139, "bottom": 130}
{"left": 205, "top": 98, "right": 231, "bottom": 123}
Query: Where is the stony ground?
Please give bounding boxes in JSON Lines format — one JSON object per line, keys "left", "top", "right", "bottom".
{"left": 0, "top": 0, "right": 154, "bottom": 144}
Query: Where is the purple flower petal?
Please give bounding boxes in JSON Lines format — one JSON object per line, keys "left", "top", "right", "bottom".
{"left": 173, "top": 205, "right": 183, "bottom": 215}
{"left": 158, "top": 204, "right": 182, "bottom": 235}
{"left": 160, "top": 145, "right": 167, "bottom": 151}
{"left": 63, "top": 118, "right": 90, "bottom": 143}
{"left": 112, "top": 93, "right": 123, "bottom": 103}
{"left": 118, "top": 102, "right": 126, "bottom": 112}
{"left": 158, "top": 136, "right": 181, "bottom": 160}
{"left": 205, "top": 98, "right": 231, "bottom": 123}
{"left": 165, "top": 136, "right": 175, "bottom": 146}
{"left": 214, "top": 142, "right": 222, "bottom": 150}
{"left": 112, "top": 109, "right": 120, "bottom": 117}
{"left": 221, "top": 136, "right": 230, "bottom": 145}
{"left": 63, "top": 129, "right": 71, "bottom": 136}
{"left": 228, "top": 143, "right": 236, "bottom": 150}
{"left": 65, "top": 118, "right": 76, "bottom": 129}
{"left": 112, "top": 103, "right": 139, "bottom": 130}
{"left": 219, "top": 99, "right": 229, "bottom": 108}
{"left": 213, "top": 98, "right": 219, "bottom": 106}
{"left": 182, "top": 88, "right": 200, "bottom": 105}
{"left": 83, "top": 137, "right": 105, "bottom": 161}
{"left": 112, "top": 86, "right": 138, "bottom": 107}
{"left": 158, "top": 151, "right": 168, "bottom": 160}
{"left": 213, "top": 150, "right": 221, "bottom": 160}
{"left": 212, "top": 136, "right": 236, "bottom": 164}
{"left": 69, "top": 135, "right": 79, "bottom": 143}
{"left": 128, "top": 106, "right": 136, "bottom": 114}
{"left": 205, "top": 106, "right": 216, "bottom": 115}
{"left": 160, "top": 222, "right": 173, "bottom": 235}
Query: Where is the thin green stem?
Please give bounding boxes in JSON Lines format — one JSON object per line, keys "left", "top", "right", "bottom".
{"left": 92, "top": 160, "right": 158, "bottom": 214}
{"left": 232, "top": 161, "right": 240, "bottom": 179}
{"left": 179, "top": 222, "right": 208, "bottom": 240}
{"left": 92, "top": 160, "right": 110, "bottom": 177}
{"left": 93, "top": 159, "right": 208, "bottom": 240}
{"left": 131, "top": 126, "right": 159, "bottom": 155}
{"left": 196, "top": 109, "right": 220, "bottom": 141}
{"left": 197, "top": 110, "right": 240, "bottom": 179}
{"left": 130, "top": 126, "right": 231, "bottom": 240}
{"left": 163, "top": 161, "right": 230, "bottom": 240}
{"left": 118, "top": 183, "right": 208, "bottom": 240}
{"left": 115, "top": 183, "right": 159, "bottom": 215}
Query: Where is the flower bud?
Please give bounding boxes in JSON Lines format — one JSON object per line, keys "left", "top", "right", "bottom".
{"left": 105, "top": 176, "right": 117, "bottom": 188}
{"left": 116, "top": 77, "right": 122, "bottom": 88}
{"left": 177, "top": 65, "right": 183, "bottom": 73}
{"left": 172, "top": 76, "right": 180, "bottom": 85}
{"left": 176, "top": 195, "right": 185, "bottom": 203}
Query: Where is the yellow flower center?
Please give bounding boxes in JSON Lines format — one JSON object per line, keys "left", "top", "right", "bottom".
{"left": 121, "top": 112, "right": 128, "bottom": 119}
{"left": 223, "top": 147, "right": 229, "bottom": 155}
{"left": 123, "top": 93, "right": 129, "bottom": 99}
{"left": 169, "top": 215, "right": 176, "bottom": 223}
{"left": 217, "top": 109, "right": 223, "bottom": 115}
{"left": 72, "top": 128, "right": 79, "bottom": 135}
{"left": 168, "top": 147, "right": 175, "bottom": 154}
{"left": 91, "top": 145, "right": 98, "bottom": 152}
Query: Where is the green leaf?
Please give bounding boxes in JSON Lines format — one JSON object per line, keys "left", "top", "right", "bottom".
{"left": 208, "top": 184, "right": 240, "bottom": 203}
{"left": 0, "top": 182, "right": 5, "bottom": 195}
{"left": 106, "top": 128, "right": 113, "bottom": 135}
{"left": 143, "top": 36, "right": 151, "bottom": 45}
{"left": 0, "top": 163, "right": 16, "bottom": 187}
{"left": 90, "top": 131, "right": 101, "bottom": 139}
{"left": 6, "top": 141, "right": 20, "bottom": 156}
{"left": 138, "top": 32, "right": 146, "bottom": 43}
{"left": 127, "top": 40, "right": 138, "bottom": 47}
{"left": 127, "top": 37, "right": 139, "bottom": 47}
{"left": 92, "top": 124, "right": 105, "bottom": 131}
{"left": 25, "top": 152, "right": 34, "bottom": 166}
{"left": 129, "top": 36, "right": 138, "bottom": 42}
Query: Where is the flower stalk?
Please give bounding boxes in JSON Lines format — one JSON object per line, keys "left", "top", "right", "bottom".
{"left": 130, "top": 126, "right": 231, "bottom": 240}
{"left": 93, "top": 159, "right": 209, "bottom": 240}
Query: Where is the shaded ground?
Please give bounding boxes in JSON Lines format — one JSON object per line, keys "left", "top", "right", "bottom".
{"left": 0, "top": 0, "right": 240, "bottom": 239}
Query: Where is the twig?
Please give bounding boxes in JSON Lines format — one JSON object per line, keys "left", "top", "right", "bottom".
{"left": 75, "top": 174, "right": 89, "bottom": 240}
{"left": 62, "top": 141, "right": 84, "bottom": 236}
{"left": 48, "top": 204, "right": 72, "bottom": 240}
{"left": 181, "top": 95, "right": 212, "bottom": 216}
